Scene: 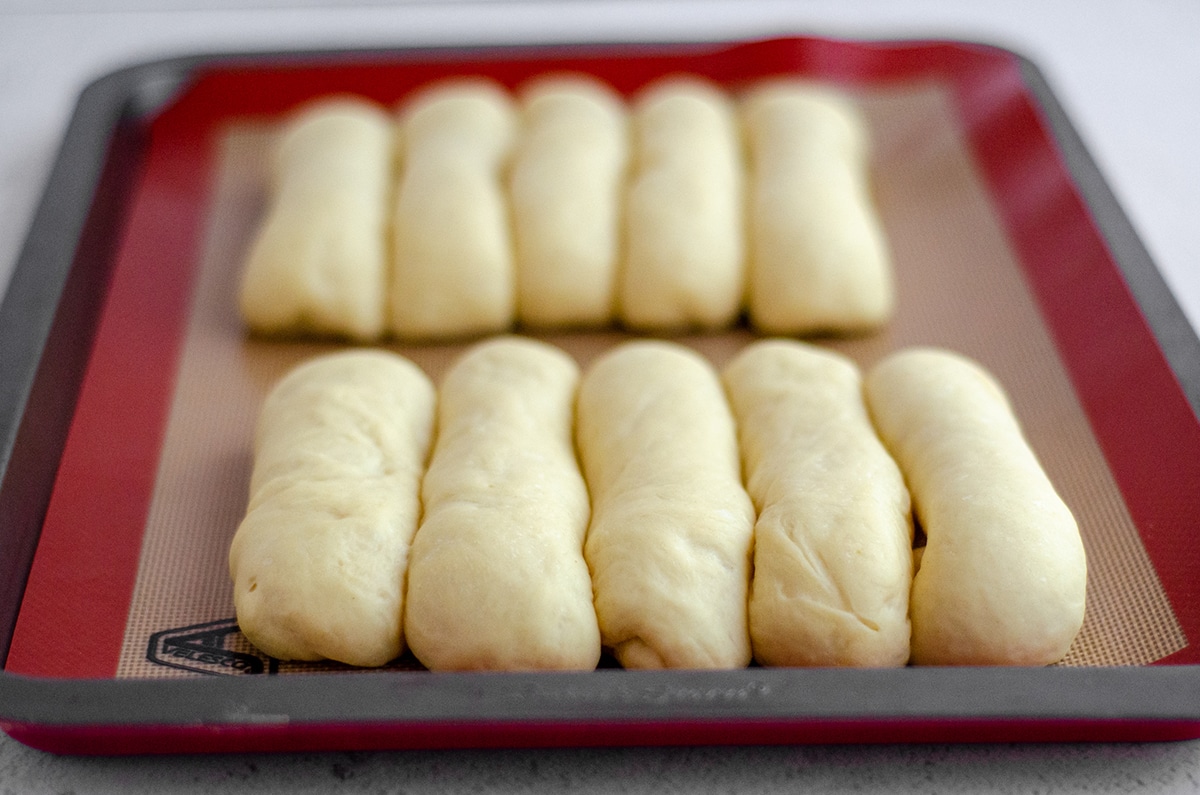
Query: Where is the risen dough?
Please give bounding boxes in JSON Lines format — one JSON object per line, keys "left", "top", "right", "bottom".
{"left": 510, "top": 74, "right": 628, "bottom": 328}
{"left": 390, "top": 79, "right": 517, "bottom": 339}
{"left": 238, "top": 96, "right": 392, "bottom": 340}
{"left": 619, "top": 77, "right": 745, "bottom": 331}
{"left": 404, "top": 337, "right": 601, "bottom": 671}
{"left": 577, "top": 340, "right": 755, "bottom": 669}
{"left": 742, "top": 81, "right": 892, "bottom": 334}
{"left": 229, "top": 350, "right": 435, "bottom": 667}
{"left": 864, "top": 348, "right": 1087, "bottom": 666}
{"left": 722, "top": 340, "right": 912, "bottom": 667}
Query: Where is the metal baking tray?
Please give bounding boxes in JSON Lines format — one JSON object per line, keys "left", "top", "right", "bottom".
{"left": 1, "top": 35, "right": 1199, "bottom": 754}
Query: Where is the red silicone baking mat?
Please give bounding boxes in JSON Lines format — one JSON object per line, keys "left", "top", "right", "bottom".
{"left": 3, "top": 35, "right": 1200, "bottom": 751}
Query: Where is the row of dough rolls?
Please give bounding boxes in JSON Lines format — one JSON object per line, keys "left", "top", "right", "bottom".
{"left": 229, "top": 338, "right": 1086, "bottom": 671}
{"left": 238, "top": 73, "right": 891, "bottom": 342}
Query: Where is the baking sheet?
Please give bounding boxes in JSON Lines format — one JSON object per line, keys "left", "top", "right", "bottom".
{"left": 85, "top": 79, "right": 1178, "bottom": 679}
{"left": 3, "top": 36, "right": 1200, "bottom": 751}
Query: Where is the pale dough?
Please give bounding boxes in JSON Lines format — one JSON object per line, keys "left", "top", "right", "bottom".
{"left": 722, "top": 340, "right": 913, "bottom": 667}
{"left": 577, "top": 340, "right": 755, "bottom": 669}
{"left": 404, "top": 337, "right": 601, "bottom": 671}
{"left": 510, "top": 74, "right": 628, "bottom": 328}
{"left": 741, "top": 81, "right": 893, "bottom": 334}
{"left": 619, "top": 77, "right": 745, "bottom": 331}
{"left": 864, "top": 347, "right": 1087, "bottom": 666}
{"left": 238, "top": 96, "right": 392, "bottom": 340}
{"left": 229, "top": 350, "right": 436, "bottom": 667}
{"left": 390, "top": 79, "right": 518, "bottom": 339}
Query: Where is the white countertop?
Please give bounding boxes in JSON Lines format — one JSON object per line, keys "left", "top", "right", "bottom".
{"left": 2, "top": 1, "right": 1199, "bottom": 791}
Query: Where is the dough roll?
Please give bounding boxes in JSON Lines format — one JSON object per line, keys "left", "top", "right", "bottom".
{"left": 722, "top": 340, "right": 913, "bottom": 667}
{"left": 577, "top": 341, "right": 755, "bottom": 668}
{"left": 742, "top": 82, "right": 892, "bottom": 335}
{"left": 229, "top": 350, "right": 436, "bottom": 667}
{"left": 510, "top": 74, "right": 628, "bottom": 328}
{"left": 390, "top": 79, "right": 517, "bottom": 339}
{"left": 404, "top": 337, "right": 601, "bottom": 671}
{"left": 864, "top": 347, "right": 1087, "bottom": 666}
{"left": 238, "top": 96, "right": 392, "bottom": 340}
{"left": 619, "top": 77, "right": 745, "bottom": 331}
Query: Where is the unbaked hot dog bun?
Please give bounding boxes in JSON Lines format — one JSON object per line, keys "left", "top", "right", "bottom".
{"left": 229, "top": 350, "right": 435, "bottom": 667}
{"left": 723, "top": 340, "right": 913, "bottom": 667}
{"left": 864, "top": 347, "right": 1087, "bottom": 666}
{"left": 510, "top": 74, "right": 628, "bottom": 328}
{"left": 619, "top": 77, "right": 745, "bottom": 331}
{"left": 239, "top": 96, "right": 392, "bottom": 340}
{"left": 577, "top": 340, "right": 755, "bottom": 669}
{"left": 742, "top": 82, "right": 892, "bottom": 335}
{"left": 390, "top": 79, "right": 517, "bottom": 339}
{"left": 404, "top": 337, "right": 601, "bottom": 671}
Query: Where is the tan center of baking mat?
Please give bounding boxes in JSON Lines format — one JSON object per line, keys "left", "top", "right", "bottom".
{"left": 115, "top": 80, "right": 1185, "bottom": 678}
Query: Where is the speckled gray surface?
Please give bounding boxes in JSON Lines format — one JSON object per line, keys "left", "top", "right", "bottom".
{"left": 3, "top": 734, "right": 1200, "bottom": 794}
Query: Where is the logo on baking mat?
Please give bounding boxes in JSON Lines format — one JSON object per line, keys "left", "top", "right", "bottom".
{"left": 147, "top": 618, "right": 277, "bottom": 676}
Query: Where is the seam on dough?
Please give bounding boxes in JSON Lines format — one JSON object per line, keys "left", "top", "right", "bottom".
{"left": 782, "top": 523, "right": 881, "bottom": 634}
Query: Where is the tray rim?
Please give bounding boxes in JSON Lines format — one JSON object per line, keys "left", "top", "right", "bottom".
{"left": 1011, "top": 56, "right": 1200, "bottom": 415}
{"left": 2, "top": 34, "right": 1199, "bottom": 751}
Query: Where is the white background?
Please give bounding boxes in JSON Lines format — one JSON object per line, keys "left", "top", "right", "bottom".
{"left": 1, "top": 1, "right": 1199, "bottom": 792}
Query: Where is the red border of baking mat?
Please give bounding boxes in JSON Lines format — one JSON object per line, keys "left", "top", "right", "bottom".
{"left": 7, "top": 36, "right": 1200, "bottom": 677}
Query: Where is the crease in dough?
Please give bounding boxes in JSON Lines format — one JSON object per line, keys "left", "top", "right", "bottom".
{"left": 229, "top": 349, "right": 435, "bottom": 667}
{"left": 722, "top": 339, "right": 912, "bottom": 667}
{"left": 577, "top": 340, "right": 755, "bottom": 669}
